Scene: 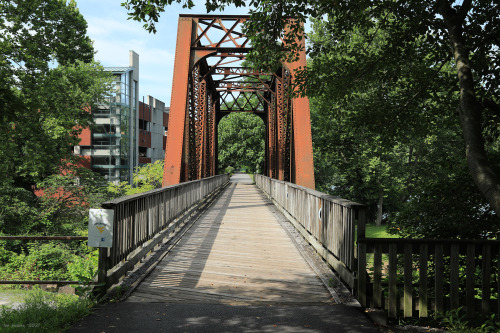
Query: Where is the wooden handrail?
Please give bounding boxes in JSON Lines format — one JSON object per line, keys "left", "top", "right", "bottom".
{"left": 98, "top": 174, "right": 230, "bottom": 291}
{"left": 255, "top": 174, "right": 366, "bottom": 289}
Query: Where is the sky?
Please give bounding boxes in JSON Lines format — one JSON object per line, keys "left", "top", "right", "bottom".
{"left": 76, "top": 0, "right": 250, "bottom": 106}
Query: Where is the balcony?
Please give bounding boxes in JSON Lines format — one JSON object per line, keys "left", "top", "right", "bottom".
{"left": 139, "top": 130, "right": 151, "bottom": 148}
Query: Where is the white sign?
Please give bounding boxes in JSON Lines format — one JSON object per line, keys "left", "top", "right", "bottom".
{"left": 88, "top": 209, "right": 114, "bottom": 248}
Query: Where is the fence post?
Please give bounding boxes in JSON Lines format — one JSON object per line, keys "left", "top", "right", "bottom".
{"left": 95, "top": 247, "right": 107, "bottom": 297}
{"left": 357, "top": 207, "right": 367, "bottom": 307}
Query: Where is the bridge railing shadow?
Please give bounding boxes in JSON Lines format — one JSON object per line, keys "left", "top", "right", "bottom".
{"left": 97, "top": 174, "right": 230, "bottom": 291}
{"left": 255, "top": 174, "right": 366, "bottom": 291}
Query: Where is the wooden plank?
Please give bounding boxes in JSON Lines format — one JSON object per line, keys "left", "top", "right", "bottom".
{"left": 272, "top": 199, "right": 356, "bottom": 288}
{"left": 434, "top": 244, "right": 444, "bottom": 317}
{"left": 482, "top": 244, "right": 491, "bottom": 314}
{"left": 404, "top": 243, "right": 413, "bottom": 317}
{"left": 450, "top": 244, "right": 459, "bottom": 310}
{"left": 373, "top": 243, "right": 382, "bottom": 308}
{"left": 419, "top": 243, "right": 428, "bottom": 318}
{"left": 358, "top": 241, "right": 367, "bottom": 307}
{"left": 389, "top": 243, "right": 398, "bottom": 318}
{"left": 466, "top": 243, "right": 475, "bottom": 318}
{"left": 126, "top": 181, "right": 333, "bottom": 306}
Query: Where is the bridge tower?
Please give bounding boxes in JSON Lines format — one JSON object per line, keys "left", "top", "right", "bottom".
{"left": 162, "top": 15, "right": 315, "bottom": 189}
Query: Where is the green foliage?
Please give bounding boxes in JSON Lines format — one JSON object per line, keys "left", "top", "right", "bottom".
{"left": 306, "top": 13, "right": 499, "bottom": 238}
{"left": 131, "top": 159, "right": 164, "bottom": 191}
{"left": 0, "top": 288, "right": 94, "bottom": 333}
{"left": 122, "top": 0, "right": 246, "bottom": 33}
{"left": 1, "top": 243, "right": 71, "bottom": 281}
{"left": 122, "top": 0, "right": 500, "bottom": 236}
{"left": 0, "top": 1, "right": 113, "bottom": 237}
{"left": 0, "top": 166, "right": 112, "bottom": 238}
{"left": 218, "top": 112, "right": 265, "bottom": 174}
{"left": 0, "top": 240, "right": 98, "bottom": 285}
{"left": 0, "top": 181, "right": 39, "bottom": 236}
{"left": 1, "top": 0, "right": 112, "bottom": 188}
{"left": 224, "top": 166, "right": 235, "bottom": 175}
{"left": 439, "top": 308, "right": 500, "bottom": 333}
{"left": 365, "top": 224, "right": 398, "bottom": 239}
{"left": 108, "top": 159, "right": 164, "bottom": 196}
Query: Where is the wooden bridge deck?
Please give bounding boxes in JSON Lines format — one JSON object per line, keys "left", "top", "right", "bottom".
{"left": 126, "top": 174, "right": 334, "bottom": 305}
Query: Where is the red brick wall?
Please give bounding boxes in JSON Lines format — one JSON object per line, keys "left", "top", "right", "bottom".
{"left": 77, "top": 155, "right": 91, "bottom": 169}
{"left": 139, "top": 130, "right": 151, "bottom": 147}
{"left": 163, "top": 112, "right": 169, "bottom": 128}
{"left": 79, "top": 127, "right": 91, "bottom": 146}
{"left": 139, "top": 101, "right": 151, "bottom": 121}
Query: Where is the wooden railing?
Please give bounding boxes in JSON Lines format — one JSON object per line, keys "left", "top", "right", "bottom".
{"left": 357, "top": 238, "right": 500, "bottom": 319}
{"left": 255, "top": 174, "right": 365, "bottom": 289}
{"left": 98, "top": 174, "right": 229, "bottom": 290}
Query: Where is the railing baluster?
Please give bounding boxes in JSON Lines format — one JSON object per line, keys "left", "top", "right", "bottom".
{"left": 482, "top": 244, "right": 491, "bottom": 314}
{"left": 435, "top": 243, "right": 444, "bottom": 317}
{"left": 373, "top": 243, "right": 382, "bottom": 308}
{"left": 404, "top": 243, "right": 413, "bottom": 318}
{"left": 389, "top": 243, "right": 398, "bottom": 318}
{"left": 466, "top": 243, "right": 475, "bottom": 318}
{"left": 419, "top": 243, "right": 428, "bottom": 318}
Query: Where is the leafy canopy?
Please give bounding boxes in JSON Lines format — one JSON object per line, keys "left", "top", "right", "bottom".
{"left": 122, "top": 0, "right": 500, "bottom": 232}
{"left": 218, "top": 112, "right": 265, "bottom": 173}
{"left": 0, "top": 0, "right": 113, "bottom": 236}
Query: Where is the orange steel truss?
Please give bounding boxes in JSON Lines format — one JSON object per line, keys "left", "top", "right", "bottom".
{"left": 162, "top": 15, "right": 315, "bottom": 189}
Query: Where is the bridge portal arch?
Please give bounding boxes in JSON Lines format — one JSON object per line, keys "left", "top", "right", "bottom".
{"left": 162, "top": 15, "right": 315, "bottom": 189}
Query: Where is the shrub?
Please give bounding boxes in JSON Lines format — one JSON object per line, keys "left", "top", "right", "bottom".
{"left": 0, "top": 288, "right": 94, "bottom": 332}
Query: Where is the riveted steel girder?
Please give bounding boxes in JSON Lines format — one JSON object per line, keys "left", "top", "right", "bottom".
{"left": 162, "top": 15, "right": 315, "bottom": 189}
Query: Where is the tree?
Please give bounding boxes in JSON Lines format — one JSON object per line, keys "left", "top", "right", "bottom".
{"left": 0, "top": 0, "right": 112, "bottom": 190}
{"left": 0, "top": 0, "right": 112, "bottom": 235}
{"left": 32, "top": 166, "right": 111, "bottom": 236}
{"left": 122, "top": 0, "right": 500, "bottom": 222}
{"left": 218, "top": 112, "right": 265, "bottom": 173}
{"left": 306, "top": 15, "right": 498, "bottom": 237}
{"left": 108, "top": 160, "right": 165, "bottom": 196}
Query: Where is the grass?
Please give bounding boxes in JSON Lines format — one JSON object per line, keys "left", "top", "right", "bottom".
{"left": 365, "top": 224, "right": 399, "bottom": 239}
{"left": 0, "top": 287, "right": 94, "bottom": 333}
{"left": 0, "top": 289, "right": 31, "bottom": 306}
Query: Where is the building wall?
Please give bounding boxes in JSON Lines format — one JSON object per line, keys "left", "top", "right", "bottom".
{"left": 73, "top": 50, "right": 170, "bottom": 184}
{"left": 138, "top": 96, "right": 169, "bottom": 166}
{"left": 74, "top": 50, "right": 139, "bottom": 185}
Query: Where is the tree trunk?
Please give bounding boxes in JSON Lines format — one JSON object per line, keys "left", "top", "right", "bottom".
{"left": 441, "top": 1, "right": 500, "bottom": 217}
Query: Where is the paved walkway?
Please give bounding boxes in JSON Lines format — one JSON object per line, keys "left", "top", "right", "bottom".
{"left": 69, "top": 173, "right": 377, "bottom": 332}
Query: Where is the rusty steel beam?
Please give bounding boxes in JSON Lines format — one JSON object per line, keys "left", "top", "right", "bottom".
{"left": 276, "top": 73, "right": 286, "bottom": 181}
{"left": 163, "top": 17, "right": 196, "bottom": 187}
{"left": 284, "top": 21, "right": 315, "bottom": 189}
{"left": 163, "top": 14, "right": 315, "bottom": 190}
{"left": 212, "top": 67, "right": 270, "bottom": 76}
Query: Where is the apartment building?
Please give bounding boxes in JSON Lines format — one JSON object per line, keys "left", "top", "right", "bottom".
{"left": 139, "top": 96, "right": 169, "bottom": 165}
{"left": 75, "top": 50, "right": 168, "bottom": 184}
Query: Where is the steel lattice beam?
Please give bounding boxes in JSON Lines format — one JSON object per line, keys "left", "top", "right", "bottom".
{"left": 162, "top": 15, "right": 315, "bottom": 189}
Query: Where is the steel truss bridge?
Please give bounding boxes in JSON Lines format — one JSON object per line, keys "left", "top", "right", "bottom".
{"left": 162, "top": 15, "right": 315, "bottom": 189}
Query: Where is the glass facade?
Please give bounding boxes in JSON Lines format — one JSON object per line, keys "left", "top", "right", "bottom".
{"left": 91, "top": 68, "right": 137, "bottom": 184}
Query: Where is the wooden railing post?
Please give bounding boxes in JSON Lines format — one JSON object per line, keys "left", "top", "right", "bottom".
{"left": 95, "top": 247, "right": 108, "bottom": 297}
{"left": 96, "top": 174, "right": 229, "bottom": 294}
{"left": 357, "top": 207, "right": 367, "bottom": 307}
